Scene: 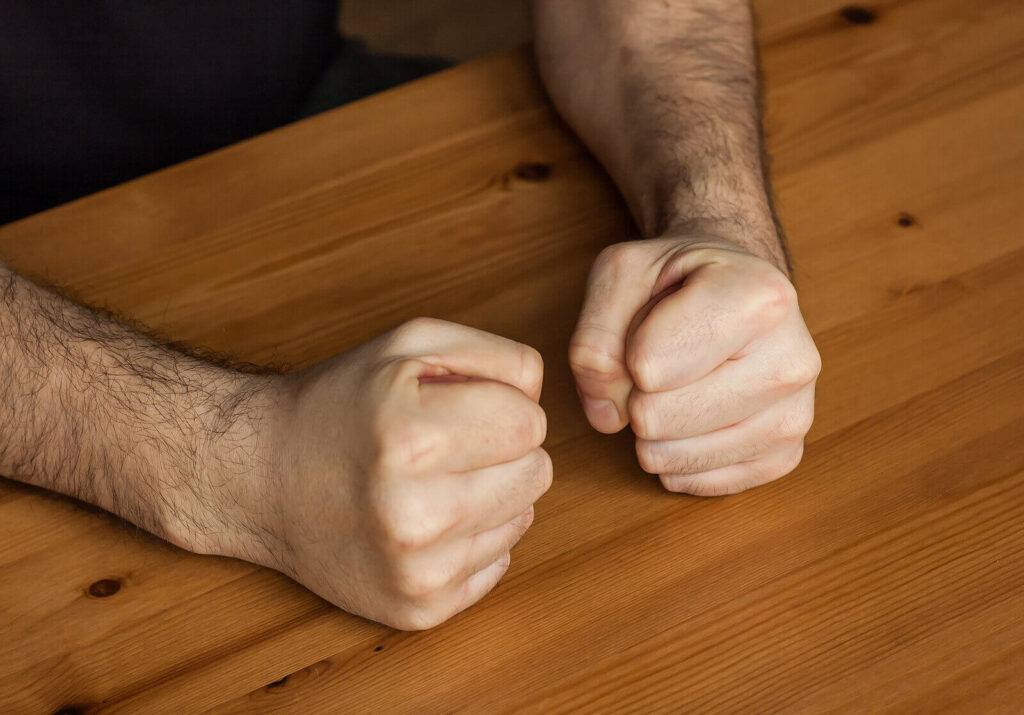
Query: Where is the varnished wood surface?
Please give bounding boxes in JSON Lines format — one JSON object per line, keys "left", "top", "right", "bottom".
{"left": 1, "top": 0, "right": 1022, "bottom": 711}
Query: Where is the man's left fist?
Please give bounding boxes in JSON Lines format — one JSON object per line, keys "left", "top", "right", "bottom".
{"left": 569, "top": 235, "right": 821, "bottom": 496}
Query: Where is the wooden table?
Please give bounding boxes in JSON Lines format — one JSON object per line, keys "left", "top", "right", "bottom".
{"left": 2, "top": 0, "right": 1022, "bottom": 711}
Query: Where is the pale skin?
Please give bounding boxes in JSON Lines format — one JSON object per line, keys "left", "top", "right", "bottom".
{"left": 0, "top": 0, "right": 819, "bottom": 628}
{"left": 533, "top": 0, "right": 821, "bottom": 494}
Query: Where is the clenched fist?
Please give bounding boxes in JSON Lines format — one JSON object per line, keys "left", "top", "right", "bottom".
{"left": 237, "top": 318, "right": 550, "bottom": 630}
{"left": 570, "top": 235, "right": 821, "bottom": 496}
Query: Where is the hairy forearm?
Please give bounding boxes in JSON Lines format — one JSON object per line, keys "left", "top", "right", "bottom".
{"left": 0, "top": 263, "right": 278, "bottom": 559}
{"left": 532, "top": 0, "right": 788, "bottom": 271}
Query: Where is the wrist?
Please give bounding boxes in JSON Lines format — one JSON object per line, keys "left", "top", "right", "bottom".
{"left": 166, "top": 370, "right": 291, "bottom": 569}
{"left": 649, "top": 194, "right": 790, "bottom": 276}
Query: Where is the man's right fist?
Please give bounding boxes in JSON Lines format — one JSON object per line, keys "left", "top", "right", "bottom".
{"left": 232, "top": 318, "right": 550, "bottom": 630}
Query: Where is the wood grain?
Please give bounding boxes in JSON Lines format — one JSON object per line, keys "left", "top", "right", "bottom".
{"left": 1, "top": 0, "right": 1022, "bottom": 711}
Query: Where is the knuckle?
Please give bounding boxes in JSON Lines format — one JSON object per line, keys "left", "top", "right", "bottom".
{"left": 514, "top": 402, "right": 547, "bottom": 450}
{"left": 626, "top": 340, "right": 660, "bottom": 392}
{"left": 749, "top": 446, "right": 803, "bottom": 484}
{"left": 395, "top": 316, "right": 444, "bottom": 344}
{"left": 777, "top": 360, "right": 815, "bottom": 388}
{"left": 740, "top": 461, "right": 776, "bottom": 490}
{"left": 394, "top": 563, "right": 450, "bottom": 600}
{"left": 520, "top": 506, "right": 536, "bottom": 533}
{"left": 568, "top": 336, "right": 624, "bottom": 385}
{"left": 773, "top": 407, "right": 815, "bottom": 442}
{"left": 748, "top": 271, "right": 797, "bottom": 325}
{"left": 378, "top": 499, "right": 447, "bottom": 553}
{"left": 507, "top": 509, "right": 535, "bottom": 546}
{"left": 780, "top": 444, "right": 806, "bottom": 475}
{"left": 804, "top": 348, "right": 823, "bottom": 382}
{"left": 594, "top": 241, "right": 639, "bottom": 274}
{"left": 627, "top": 390, "right": 658, "bottom": 440}
{"left": 375, "top": 417, "right": 444, "bottom": 475}
{"left": 794, "top": 408, "right": 816, "bottom": 438}
{"left": 392, "top": 521, "right": 444, "bottom": 553}
{"left": 384, "top": 319, "right": 424, "bottom": 354}
{"left": 383, "top": 521, "right": 427, "bottom": 553}
{"left": 518, "top": 343, "right": 544, "bottom": 393}
{"left": 529, "top": 448, "right": 554, "bottom": 496}
{"left": 745, "top": 459, "right": 775, "bottom": 484}
{"left": 389, "top": 604, "right": 447, "bottom": 631}
{"left": 532, "top": 402, "right": 549, "bottom": 445}
{"left": 635, "top": 439, "right": 666, "bottom": 475}
{"left": 773, "top": 349, "right": 822, "bottom": 388}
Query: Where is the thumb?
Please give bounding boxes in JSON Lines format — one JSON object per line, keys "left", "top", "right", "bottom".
{"left": 386, "top": 317, "right": 544, "bottom": 402}
{"left": 569, "top": 243, "right": 661, "bottom": 433}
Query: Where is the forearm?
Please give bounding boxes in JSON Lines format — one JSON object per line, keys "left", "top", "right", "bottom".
{"left": 0, "top": 263, "right": 278, "bottom": 559}
{"left": 531, "top": 0, "right": 788, "bottom": 272}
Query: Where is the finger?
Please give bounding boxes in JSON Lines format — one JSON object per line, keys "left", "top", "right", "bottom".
{"left": 569, "top": 243, "right": 663, "bottom": 433}
{"left": 400, "top": 508, "right": 531, "bottom": 609}
{"left": 628, "top": 336, "right": 815, "bottom": 441}
{"left": 451, "top": 552, "right": 513, "bottom": 619}
{"left": 461, "top": 507, "right": 534, "bottom": 579}
{"left": 393, "top": 552, "right": 512, "bottom": 631}
{"left": 448, "top": 448, "right": 553, "bottom": 536}
{"left": 418, "top": 378, "right": 547, "bottom": 472}
{"left": 635, "top": 385, "right": 814, "bottom": 476}
{"left": 388, "top": 317, "right": 544, "bottom": 401}
{"left": 659, "top": 444, "right": 806, "bottom": 497}
{"left": 627, "top": 260, "right": 797, "bottom": 393}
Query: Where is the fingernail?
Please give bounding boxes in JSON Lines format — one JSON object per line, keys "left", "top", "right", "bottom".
{"left": 581, "top": 397, "right": 620, "bottom": 430}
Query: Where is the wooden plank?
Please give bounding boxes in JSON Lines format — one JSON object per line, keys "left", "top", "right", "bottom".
{"left": 761, "top": 0, "right": 1024, "bottom": 174}
{"left": 882, "top": 641, "right": 1024, "bottom": 712}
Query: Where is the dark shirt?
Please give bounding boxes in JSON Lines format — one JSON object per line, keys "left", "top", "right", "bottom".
{"left": 0, "top": 1, "right": 339, "bottom": 224}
